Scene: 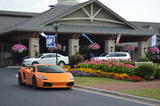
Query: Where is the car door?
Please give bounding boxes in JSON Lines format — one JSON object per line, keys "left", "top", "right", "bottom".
{"left": 23, "top": 67, "right": 33, "bottom": 85}
{"left": 49, "top": 54, "right": 57, "bottom": 64}
{"left": 39, "top": 54, "right": 52, "bottom": 64}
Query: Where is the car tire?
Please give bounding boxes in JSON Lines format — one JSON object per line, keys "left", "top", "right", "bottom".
{"left": 66, "top": 87, "right": 72, "bottom": 90}
{"left": 32, "top": 62, "right": 39, "bottom": 65}
{"left": 18, "top": 73, "right": 24, "bottom": 85}
{"left": 58, "top": 61, "right": 65, "bottom": 66}
{"left": 32, "top": 77, "right": 38, "bottom": 89}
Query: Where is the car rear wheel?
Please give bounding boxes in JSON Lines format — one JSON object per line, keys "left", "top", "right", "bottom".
{"left": 32, "top": 77, "right": 37, "bottom": 89}
{"left": 58, "top": 61, "right": 65, "bottom": 66}
{"left": 18, "top": 73, "right": 24, "bottom": 85}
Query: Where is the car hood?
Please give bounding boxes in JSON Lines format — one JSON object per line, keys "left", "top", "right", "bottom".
{"left": 38, "top": 72, "right": 71, "bottom": 81}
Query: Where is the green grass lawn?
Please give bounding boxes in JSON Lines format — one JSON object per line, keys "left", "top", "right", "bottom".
{"left": 120, "top": 88, "right": 160, "bottom": 100}
{"left": 74, "top": 76, "right": 160, "bottom": 100}
{"left": 74, "top": 76, "right": 126, "bottom": 86}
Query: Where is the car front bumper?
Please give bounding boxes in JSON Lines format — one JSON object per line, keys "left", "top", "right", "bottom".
{"left": 37, "top": 80, "right": 74, "bottom": 88}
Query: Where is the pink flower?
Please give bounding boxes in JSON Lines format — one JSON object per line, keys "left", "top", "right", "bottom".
{"left": 74, "top": 65, "right": 77, "bottom": 68}
{"left": 108, "top": 64, "right": 112, "bottom": 68}
{"left": 123, "top": 45, "right": 135, "bottom": 51}
{"left": 83, "top": 60, "right": 89, "bottom": 64}
{"left": 124, "top": 64, "right": 135, "bottom": 68}
{"left": 88, "top": 42, "right": 100, "bottom": 50}
{"left": 148, "top": 47, "right": 159, "bottom": 54}
{"left": 12, "top": 44, "right": 27, "bottom": 51}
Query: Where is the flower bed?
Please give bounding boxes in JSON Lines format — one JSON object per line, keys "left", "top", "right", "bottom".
{"left": 62, "top": 59, "right": 145, "bottom": 82}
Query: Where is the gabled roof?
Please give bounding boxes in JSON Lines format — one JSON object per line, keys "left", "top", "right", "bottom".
{"left": 0, "top": 0, "right": 153, "bottom": 36}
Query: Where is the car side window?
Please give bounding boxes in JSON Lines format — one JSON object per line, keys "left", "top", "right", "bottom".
{"left": 42, "top": 55, "right": 51, "bottom": 58}
{"left": 109, "top": 53, "right": 116, "bottom": 57}
{"left": 50, "top": 54, "right": 60, "bottom": 57}
{"left": 50, "top": 54, "right": 56, "bottom": 57}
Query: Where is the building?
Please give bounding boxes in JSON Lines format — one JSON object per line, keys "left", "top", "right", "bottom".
{"left": 0, "top": 0, "right": 160, "bottom": 65}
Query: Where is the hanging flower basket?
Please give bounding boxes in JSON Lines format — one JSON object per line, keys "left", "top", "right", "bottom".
{"left": 123, "top": 45, "right": 135, "bottom": 51}
{"left": 12, "top": 44, "right": 27, "bottom": 53}
{"left": 88, "top": 42, "right": 100, "bottom": 50}
{"left": 148, "top": 47, "right": 159, "bottom": 54}
{"left": 48, "top": 43, "right": 62, "bottom": 52}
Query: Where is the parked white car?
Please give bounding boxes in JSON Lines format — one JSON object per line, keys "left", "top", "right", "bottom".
{"left": 22, "top": 53, "right": 69, "bottom": 66}
{"left": 92, "top": 52, "right": 131, "bottom": 61}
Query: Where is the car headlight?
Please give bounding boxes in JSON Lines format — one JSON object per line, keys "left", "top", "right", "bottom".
{"left": 70, "top": 73, "right": 74, "bottom": 80}
{"left": 38, "top": 74, "right": 47, "bottom": 80}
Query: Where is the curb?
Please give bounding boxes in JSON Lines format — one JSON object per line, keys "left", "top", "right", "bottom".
{"left": 75, "top": 85, "right": 160, "bottom": 106}
{"left": 6, "top": 66, "right": 21, "bottom": 68}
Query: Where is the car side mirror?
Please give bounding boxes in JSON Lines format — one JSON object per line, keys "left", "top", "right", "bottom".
{"left": 29, "top": 68, "right": 33, "bottom": 72}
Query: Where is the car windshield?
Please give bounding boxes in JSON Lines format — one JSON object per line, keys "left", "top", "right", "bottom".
{"left": 99, "top": 52, "right": 109, "bottom": 56}
{"left": 36, "top": 54, "right": 43, "bottom": 58}
{"left": 37, "top": 65, "right": 65, "bottom": 73}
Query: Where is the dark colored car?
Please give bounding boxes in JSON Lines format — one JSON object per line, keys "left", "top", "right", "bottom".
{"left": 150, "top": 54, "right": 160, "bottom": 63}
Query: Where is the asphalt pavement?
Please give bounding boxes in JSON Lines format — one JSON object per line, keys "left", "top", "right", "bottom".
{"left": 0, "top": 67, "right": 152, "bottom": 106}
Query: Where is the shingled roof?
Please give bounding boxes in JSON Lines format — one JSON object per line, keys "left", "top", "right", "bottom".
{"left": 0, "top": 10, "right": 38, "bottom": 32}
{"left": 131, "top": 21, "right": 160, "bottom": 35}
{"left": 0, "top": 0, "right": 158, "bottom": 36}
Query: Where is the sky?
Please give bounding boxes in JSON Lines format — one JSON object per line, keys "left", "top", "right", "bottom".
{"left": 0, "top": 0, "right": 159, "bottom": 23}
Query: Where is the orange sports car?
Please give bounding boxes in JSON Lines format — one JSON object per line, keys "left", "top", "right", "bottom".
{"left": 18, "top": 64, "right": 74, "bottom": 89}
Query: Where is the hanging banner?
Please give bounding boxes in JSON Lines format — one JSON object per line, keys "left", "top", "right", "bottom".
{"left": 151, "top": 33, "right": 157, "bottom": 47}
{"left": 40, "top": 32, "right": 56, "bottom": 47}
{"left": 116, "top": 33, "right": 121, "bottom": 45}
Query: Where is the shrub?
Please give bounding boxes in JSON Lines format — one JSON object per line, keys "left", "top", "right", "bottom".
{"left": 155, "top": 68, "right": 160, "bottom": 79}
{"left": 120, "top": 60, "right": 135, "bottom": 66}
{"left": 69, "top": 55, "right": 84, "bottom": 67}
{"left": 136, "top": 57, "right": 150, "bottom": 62}
{"left": 126, "top": 76, "right": 143, "bottom": 82}
{"left": 135, "top": 64, "right": 155, "bottom": 79}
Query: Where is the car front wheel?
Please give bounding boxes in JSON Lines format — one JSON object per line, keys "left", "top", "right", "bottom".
{"left": 32, "top": 77, "right": 37, "bottom": 89}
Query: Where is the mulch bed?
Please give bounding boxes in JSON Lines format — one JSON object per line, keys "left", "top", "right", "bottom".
{"left": 88, "top": 80, "right": 160, "bottom": 91}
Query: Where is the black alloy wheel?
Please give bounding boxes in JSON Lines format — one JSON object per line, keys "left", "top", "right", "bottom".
{"left": 18, "top": 73, "right": 24, "bottom": 85}
{"left": 32, "top": 77, "right": 38, "bottom": 89}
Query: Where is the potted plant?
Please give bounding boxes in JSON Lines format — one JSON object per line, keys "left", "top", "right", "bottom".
{"left": 123, "top": 45, "right": 135, "bottom": 51}
{"left": 88, "top": 42, "right": 100, "bottom": 56}
{"left": 148, "top": 47, "right": 159, "bottom": 54}
{"left": 11, "top": 44, "right": 27, "bottom": 53}
{"left": 48, "top": 43, "right": 62, "bottom": 52}
{"left": 88, "top": 42, "right": 100, "bottom": 50}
